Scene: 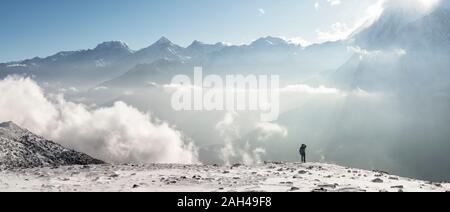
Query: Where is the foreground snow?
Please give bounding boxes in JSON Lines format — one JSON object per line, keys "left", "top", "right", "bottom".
{"left": 0, "top": 162, "right": 448, "bottom": 192}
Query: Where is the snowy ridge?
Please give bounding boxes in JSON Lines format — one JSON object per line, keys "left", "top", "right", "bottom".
{"left": 0, "top": 121, "right": 104, "bottom": 170}
{"left": 0, "top": 162, "right": 448, "bottom": 192}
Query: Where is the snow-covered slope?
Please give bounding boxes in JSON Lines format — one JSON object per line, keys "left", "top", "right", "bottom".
{"left": 0, "top": 121, "right": 104, "bottom": 170}
{"left": 0, "top": 162, "right": 447, "bottom": 192}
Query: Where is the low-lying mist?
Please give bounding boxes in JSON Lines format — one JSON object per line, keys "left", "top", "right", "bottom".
{"left": 1, "top": 63, "right": 450, "bottom": 181}
{"left": 0, "top": 76, "right": 198, "bottom": 164}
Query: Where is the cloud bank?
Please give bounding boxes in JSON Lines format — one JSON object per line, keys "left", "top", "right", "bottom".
{"left": 0, "top": 76, "right": 198, "bottom": 164}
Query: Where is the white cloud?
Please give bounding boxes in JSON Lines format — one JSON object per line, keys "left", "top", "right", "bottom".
{"left": 254, "top": 122, "right": 288, "bottom": 141}
{"left": 288, "top": 36, "right": 313, "bottom": 47}
{"left": 215, "top": 112, "right": 268, "bottom": 165}
{"left": 258, "top": 8, "right": 266, "bottom": 15}
{"left": 316, "top": 22, "right": 354, "bottom": 42}
{"left": 327, "top": 0, "right": 342, "bottom": 6}
{"left": 242, "top": 144, "right": 266, "bottom": 165}
{"left": 280, "top": 84, "right": 342, "bottom": 95}
{"left": 216, "top": 112, "right": 240, "bottom": 165}
{"left": 383, "top": 0, "right": 441, "bottom": 12}
{"left": 93, "top": 86, "right": 108, "bottom": 91}
{"left": 347, "top": 45, "right": 407, "bottom": 60}
{"left": 314, "top": 2, "right": 320, "bottom": 10}
{"left": 310, "top": 0, "right": 385, "bottom": 44}
{"left": 0, "top": 76, "right": 199, "bottom": 164}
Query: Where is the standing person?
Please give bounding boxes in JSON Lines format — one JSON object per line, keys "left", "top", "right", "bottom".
{"left": 299, "top": 144, "right": 307, "bottom": 163}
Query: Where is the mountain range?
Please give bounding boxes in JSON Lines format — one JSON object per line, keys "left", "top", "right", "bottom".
{"left": 1, "top": 2, "right": 449, "bottom": 93}
{"left": 0, "top": 35, "right": 352, "bottom": 88}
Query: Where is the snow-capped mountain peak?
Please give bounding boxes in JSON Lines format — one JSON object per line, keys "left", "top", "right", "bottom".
{"left": 154, "top": 36, "right": 173, "bottom": 45}
{"left": 94, "top": 41, "right": 131, "bottom": 52}
{"left": 250, "top": 36, "right": 290, "bottom": 47}
{"left": 187, "top": 40, "right": 205, "bottom": 48}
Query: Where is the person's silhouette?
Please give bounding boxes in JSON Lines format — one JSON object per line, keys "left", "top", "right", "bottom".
{"left": 299, "top": 144, "right": 307, "bottom": 163}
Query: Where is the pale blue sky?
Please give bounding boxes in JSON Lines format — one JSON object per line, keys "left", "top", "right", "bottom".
{"left": 0, "top": 0, "right": 379, "bottom": 62}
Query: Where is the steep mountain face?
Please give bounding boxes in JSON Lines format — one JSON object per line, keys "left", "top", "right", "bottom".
{"left": 408, "top": 6, "right": 450, "bottom": 51}
{"left": 333, "top": 2, "right": 450, "bottom": 91}
{"left": 0, "top": 121, "right": 104, "bottom": 170}
{"left": 354, "top": 2, "right": 450, "bottom": 52}
{"left": 354, "top": 5, "right": 424, "bottom": 50}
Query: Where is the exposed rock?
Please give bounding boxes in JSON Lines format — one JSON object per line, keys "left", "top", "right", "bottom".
{"left": 290, "top": 187, "right": 300, "bottom": 191}
{"left": 372, "top": 178, "right": 384, "bottom": 183}
{"left": 0, "top": 122, "right": 104, "bottom": 171}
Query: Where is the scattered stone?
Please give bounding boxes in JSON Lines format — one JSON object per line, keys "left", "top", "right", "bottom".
{"left": 318, "top": 183, "right": 338, "bottom": 189}
{"left": 312, "top": 187, "right": 327, "bottom": 192}
{"left": 280, "top": 181, "right": 294, "bottom": 185}
{"left": 373, "top": 170, "right": 390, "bottom": 175}
{"left": 290, "top": 187, "right": 300, "bottom": 191}
{"left": 272, "top": 162, "right": 283, "bottom": 165}
{"left": 391, "top": 185, "right": 404, "bottom": 189}
{"left": 231, "top": 164, "right": 242, "bottom": 168}
{"left": 132, "top": 184, "right": 139, "bottom": 188}
{"left": 110, "top": 173, "right": 119, "bottom": 178}
{"left": 336, "top": 187, "right": 367, "bottom": 192}
{"left": 298, "top": 170, "right": 308, "bottom": 174}
{"left": 389, "top": 177, "right": 399, "bottom": 180}
{"left": 434, "top": 183, "right": 442, "bottom": 187}
{"left": 223, "top": 170, "right": 230, "bottom": 174}
{"left": 372, "top": 178, "right": 384, "bottom": 183}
